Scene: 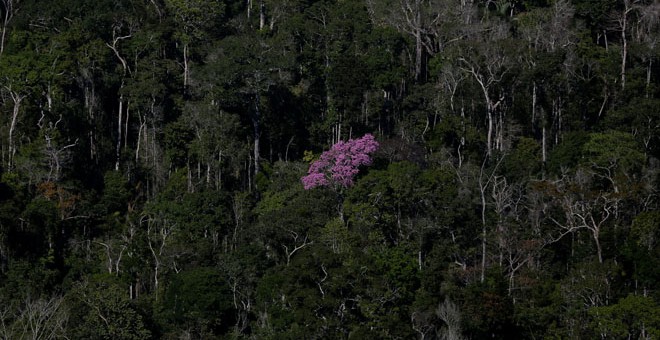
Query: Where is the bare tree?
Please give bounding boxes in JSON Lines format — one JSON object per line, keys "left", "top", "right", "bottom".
{"left": 518, "top": 0, "right": 575, "bottom": 161}
{"left": 459, "top": 21, "right": 512, "bottom": 157}
{"left": 545, "top": 170, "right": 619, "bottom": 263}
{"left": 105, "top": 23, "right": 133, "bottom": 171}
{"left": 94, "top": 239, "right": 127, "bottom": 275}
{"left": 437, "top": 65, "right": 468, "bottom": 165}
{"left": 2, "top": 85, "right": 26, "bottom": 171}
{"left": 0, "top": 297, "right": 68, "bottom": 340}
{"left": 616, "top": 0, "right": 640, "bottom": 90}
{"left": 282, "top": 230, "right": 312, "bottom": 266}
{"left": 491, "top": 178, "right": 548, "bottom": 295}
{"left": 436, "top": 298, "right": 465, "bottom": 340}
{"left": 477, "top": 155, "right": 504, "bottom": 282}
{"left": 142, "top": 213, "right": 176, "bottom": 292}
{"left": 632, "top": 0, "right": 660, "bottom": 96}
{"left": 411, "top": 310, "right": 435, "bottom": 340}
{"left": 38, "top": 115, "right": 78, "bottom": 182}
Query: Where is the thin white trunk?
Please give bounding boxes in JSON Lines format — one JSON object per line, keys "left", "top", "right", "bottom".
{"left": 478, "top": 156, "right": 504, "bottom": 283}
{"left": 415, "top": 29, "right": 422, "bottom": 81}
{"left": 486, "top": 103, "right": 493, "bottom": 157}
{"left": 621, "top": 2, "right": 631, "bottom": 90}
{"left": 461, "top": 60, "right": 495, "bottom": 157}
{"left": 531, "top": 82, "right": 536, "bottom": 124}
{"left": 183, "top": 44, "right": 189, "bottom": 88}
{"left": 594, "top": 231, "right": 603, "bottom": 264}
{"left": 646, "top": 59, "right": 652, "bottom": 98}
{"left": 0, "top": 0, "right": 13, "bottom": 59}
{"left": 259, "top": 0, "right": 265, "bottom": 30}
{"left": 542, "top": 126, "right": 547, "bottom": 163}
{"left": 116, "top": 96, "right": 123, "bottom": 171}
{"left": 480, "top": 185, "right": 487, "bottom": 283}
{"left": 6, "top": 89, "right": 24, "bottom": 171}
{"left": 0, "top": 18, "right": 6, "bottom": 58}
{"left": 136, "top": 114, "right": 145, "bottom": 163}
{"left": 253, "top": 96, "right": 261, "bottom": 176}
{"left": 124, "top": 101, "right": 130, "bottom": 151}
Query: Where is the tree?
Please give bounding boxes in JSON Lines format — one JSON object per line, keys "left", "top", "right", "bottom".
{"left": 517, "top": 0, "right": 575, "bottom": 161}
{"left": 589, "top": 294, "right": 660, "bottom": 339}
{"left": 0, "top": 0, "right": 17, "bottom": 58}
{"left": 164, "top": 0, "right": 225, "bottom": 88}
{"left": 0, "top": 35, "right": 51, "bottom": 172}
{"left": 544, "top": 170, "right": 616, "bottom": 263}
{"left": 203, "top": 30, "right": 295, "bottom": 183}
{"left": 67, "top": 277, "right": 152, "bottom": 339}
{"left": 301, "top": 134, "right": 379, "bottom": 190}
{"left": 0, "top": 296, "right": 68, "bottom": 340}
{"left": 256, "top": 171, "right": 334, "bottom": 266}
{"left": 581, "top": 130, "right": 646, "bottom": 194}
{"left": 436, "top": 298, "right": 465, "bottom": 340}
{"left": 458, "top": 19, "right": 515, "bottom": 157}
{"left": 366, "top": 0, "right": 446, "bottom": 82}
{"left": 158, "top": 267, "right": 235, "bottom": 337}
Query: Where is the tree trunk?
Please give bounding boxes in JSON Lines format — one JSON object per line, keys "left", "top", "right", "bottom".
{"left": 135, "top": 121, "right": 142, "bottom": 163}
{"left": 480, "top": 176, "right": 488, "bottom": 283}
{"left": 6, "top": 89, "right": 24, "bottom": 171}
{"left": 259, "top": 0, "right": 265, "bottom": 30}
{"left": 486, "top": 102, "right": 494, "bottom": 157}
{"left": 183, "top": 43, "right": 189, "bottom": 88}
{"left": 415, "top": 29, "right": 423, "bottom": 82}
{"left": 0, "top": 0, "right": 13, "bottom": 59}
{"left": 124, "top": 100, "right": 130, "bottom": 151}
{"left": 116, "top": 95, "right": 123, "bottom": 171}
{"left": 593, "top": 227, "right": 603, "bottom": 264}
{"left": 621, "top": 1, "right": 631, "bottom": 90}
{"left": 252, "top": 93, "right": 261, "bottom": 177}
{"left": 646, "top": 59, "right": 652, "bottom": 98}
{"left": 410, "top": 0, "right": 424, "bottom": 82}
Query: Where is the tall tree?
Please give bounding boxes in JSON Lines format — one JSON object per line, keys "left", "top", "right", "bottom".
{"left": 164, "top": 0, "right": 225, "bottom": 88}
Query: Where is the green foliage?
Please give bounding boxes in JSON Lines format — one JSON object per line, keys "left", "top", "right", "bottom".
{"left": 589, "top": 294, "right": 660, "bottom": 339}
{"left": 100, "top": 171, "right": 132, "bottom": 215}
{"left": 67, "top": 275, "right": 152, "bottom": 339}
{"left": 603, "top": 98, "right": 660, "bottom": 157}
{"left": 372, "top": 245, "right": 420, "bottom": 299}
{"left": 0, "top": 260, "right": 61, "bottom": 302}
{"left": 546, "top": 131, "right": 590, "bottom": 174}
{"left": 630, "top": 211, "right": 660, "bottom": 252}
{"left": 459, "top": 269, "right": 518, "bottom": 338}
{"left": 164, "top": 0, "right": 226, "bottom": 42}
{"left": 582, "top": 130, "right": 646, "bottom": 175}
{"left": 164, "top": 120, "right": 195, "bottom": 168}
{"left": 572, "top": 0, "right": 617, "bottom": 30}
{"left": 158, "top": 267, "right": 235, "bottom": 336}
{"left": 503, "top": 137, "right": 542, "bottom": 179}
{"left": 146, "top": 185, "right": 233, "bottom": 264}
{"left": 429, "top": 114, "right": 484, "bottom": 159}
{"left": 623, "top": 211, "right": 660, "bottom": 289}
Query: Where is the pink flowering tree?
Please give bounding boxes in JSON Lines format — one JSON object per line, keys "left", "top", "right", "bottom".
{"left": 302, "top": 134, "right": 379, "bottom": 190}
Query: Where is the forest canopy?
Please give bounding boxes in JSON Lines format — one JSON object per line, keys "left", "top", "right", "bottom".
{"left": 0, "top": 0, "right": 659, "bottom": 338}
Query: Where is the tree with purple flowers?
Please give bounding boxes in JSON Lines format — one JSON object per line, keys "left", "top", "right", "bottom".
{"left": 302, "top": 134, "right": 379, "bottom": 190}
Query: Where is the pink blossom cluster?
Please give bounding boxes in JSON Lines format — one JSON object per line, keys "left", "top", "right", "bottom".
{"left": 302, "top": 134, "right": 379, "bottom": 190}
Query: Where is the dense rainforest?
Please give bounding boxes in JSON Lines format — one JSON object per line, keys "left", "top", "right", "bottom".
{"left": 0, "top": 0, "right": 659, "bottom": 338}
